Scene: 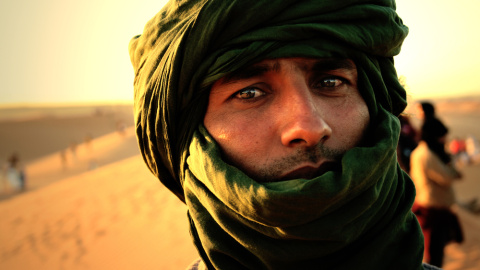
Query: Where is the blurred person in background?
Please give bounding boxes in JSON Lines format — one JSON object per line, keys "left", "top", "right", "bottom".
{"left": 411, "top": 103, "right": 463, "bottom": 267}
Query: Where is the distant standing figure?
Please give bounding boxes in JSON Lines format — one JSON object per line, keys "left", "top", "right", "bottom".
{"left": 4, "top": 153, "right": 26, "bottom": 191}
{"left": 410, "top": 108, "right": 463, "bottom": 267}
{"left": 116, "top": 120, "right": 126, "bottom": 137}
{"left": 465, "top": 135, "right": 480, "bottom": 164}
{"left": 70, "top": 141, "right": 78, "bottom": 161}
{"left": 60, "top": 150, "right": 68, "bottom": 170}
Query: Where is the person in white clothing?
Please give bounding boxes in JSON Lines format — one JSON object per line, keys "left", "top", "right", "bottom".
{"left": 411, "top": 115, "right": 463, "bottom": 267}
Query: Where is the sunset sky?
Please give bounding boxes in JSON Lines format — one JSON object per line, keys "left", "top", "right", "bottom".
{"left": 1, "top": 0, "right": 479, "bottom": 105}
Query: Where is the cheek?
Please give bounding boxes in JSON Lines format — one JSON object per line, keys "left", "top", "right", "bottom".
{"left": 351, "top": 104, "right": 370, "bottom": 143}
{"left": 204, "top": 112, "right": 262, "bottom": 159}
{"left": 335, "top": 100, "right": 370, "bottom": 147}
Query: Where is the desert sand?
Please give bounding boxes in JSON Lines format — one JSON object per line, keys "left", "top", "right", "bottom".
{"left": 0, "top": 105, "right": 198, "bottom": 270}
{"left": 0, "top": 101, "right": 479, "bottom": 270}
{"left": 0, "top": 155, "right": 197, "bottom": 270}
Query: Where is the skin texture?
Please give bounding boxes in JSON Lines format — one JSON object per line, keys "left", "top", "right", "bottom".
{"left": 203, "top": 57, "right": 370, "bottom": 182}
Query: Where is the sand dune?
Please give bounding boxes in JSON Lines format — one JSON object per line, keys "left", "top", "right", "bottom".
{"left": 0, "top": 156, "right": 197, "bottom": 270}
{"left": 0, "top": 104, "right": 134, "bottom": 164}
{"left": 21, "top": 125, "right": 140, "bottom": 191}
{"left": 0, "top": 110, "right": 199, "bottom": 269}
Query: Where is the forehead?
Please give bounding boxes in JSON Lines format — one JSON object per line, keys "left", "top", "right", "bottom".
{"left": 219, "top": 57, "right": 357, "bottom": 84}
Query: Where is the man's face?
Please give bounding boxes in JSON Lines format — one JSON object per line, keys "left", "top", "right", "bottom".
{"left": 203, "top": 58, "right": 370, "bottom": 182}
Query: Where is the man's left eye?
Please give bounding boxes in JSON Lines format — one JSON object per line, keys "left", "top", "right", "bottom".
{"left": 317, "top": 77, "right": 345, "bottom": 88}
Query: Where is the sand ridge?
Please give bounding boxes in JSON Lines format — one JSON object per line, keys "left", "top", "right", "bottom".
{"left": 0, "top": 156, "right": 197, "bottom": 270}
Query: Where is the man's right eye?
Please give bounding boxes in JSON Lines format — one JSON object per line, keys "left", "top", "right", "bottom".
{"left": 234, "top": 88, "right": 265, "bottom": 100}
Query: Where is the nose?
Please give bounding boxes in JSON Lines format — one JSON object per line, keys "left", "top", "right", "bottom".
{"left": 279, "top": 87, "right": 332, "bottom": 148}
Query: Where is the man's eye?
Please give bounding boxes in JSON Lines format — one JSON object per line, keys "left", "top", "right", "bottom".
{"left": 235, "top": 88, "right": 265, "bottom": 99}
{"left": 317, "top": 77, "right": 345, "bottom": 88}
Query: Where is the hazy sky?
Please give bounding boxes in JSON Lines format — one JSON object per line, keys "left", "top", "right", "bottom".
{"left": 395, "top": 0, "right": 480, "bottom": 100}
{"left": 1, "top": 0, "right": 479, "bottom": 105}
{"left": 0, "top": 0, "right": 168, "bottom": 105}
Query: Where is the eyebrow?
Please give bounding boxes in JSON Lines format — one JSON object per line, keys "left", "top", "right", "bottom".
{"left": 220, "top": 58, "right": 355, "bottom": 85}
{"left": 221, "top": 62, "right": 279, "bottom": 85}
{"left": 311, "top": 58, "right": 355, "bottom": 73}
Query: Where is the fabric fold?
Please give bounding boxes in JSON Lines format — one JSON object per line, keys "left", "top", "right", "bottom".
{"left": 129, "top": 0, "right": 423, "bottom": 268}
{"left": 184, "top": 107, "right": 422, "bottom": 269}
{"left": 129, "top": 0, "right": 409, "bottom": 202}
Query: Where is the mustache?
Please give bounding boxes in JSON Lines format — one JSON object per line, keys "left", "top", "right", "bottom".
{"left": 258, "top": 144, "right": 345, "bottom": 182}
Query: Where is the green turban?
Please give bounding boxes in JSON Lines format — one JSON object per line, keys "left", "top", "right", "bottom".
{"left": 130, "top": 1, "right": 425, "bottom": 268}
{"left": 129, "top": 0, "right": 409, "bottom": 202}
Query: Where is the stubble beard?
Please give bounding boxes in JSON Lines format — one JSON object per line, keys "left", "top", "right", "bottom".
{"left": 245, "top": 143, "right": 346, "bottom": 183}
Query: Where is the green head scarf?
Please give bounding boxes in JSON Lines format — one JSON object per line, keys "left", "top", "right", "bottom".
{"left": 129, "top": 0, "right": 424, "bottom": 269}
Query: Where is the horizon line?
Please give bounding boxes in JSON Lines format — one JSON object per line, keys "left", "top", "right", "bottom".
{"left": 0, "top": 99, "right": 134, "bottom": 109}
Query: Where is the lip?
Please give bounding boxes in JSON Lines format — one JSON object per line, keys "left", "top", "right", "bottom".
{"left": 277, "top": 161, "right": 340, "bottom": 181}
